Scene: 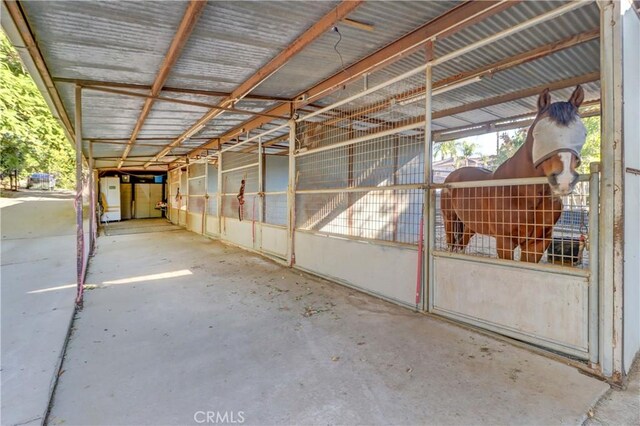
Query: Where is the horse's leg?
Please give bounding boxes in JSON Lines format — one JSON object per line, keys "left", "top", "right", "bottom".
{"left": 496, "top": 236, "right": 515, "bottom": 260}
{"left": 521, "top": 226, "right": 554, "bottom": 263}
{"left": 521, "top": 196, "right": 562, "bottom": 263}
{"left": 441, "top": 189, "right": 458, "bottom": 251}
{"left": 457, "top": 226, "right": 476, "bottom": 253}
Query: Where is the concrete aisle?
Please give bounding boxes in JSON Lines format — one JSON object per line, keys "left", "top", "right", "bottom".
{"left": 48, "top": 228, "right": 609, "bottom": 425}
{"left": 1, "top": 190, "right": 77, "bottom": 426}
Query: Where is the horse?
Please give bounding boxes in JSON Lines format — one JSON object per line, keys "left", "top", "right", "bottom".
{"left": 440, "top": 86, "right": 588, "bottom": 263}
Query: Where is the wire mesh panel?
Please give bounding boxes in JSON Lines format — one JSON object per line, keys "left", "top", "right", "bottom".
{"left": 206, "top": 163, "right": 218, "bottom": 216}
{"left": 433, "top": 179, "right": 591, "bottom": 269}
{"left": 220, "top": 151, "right": 259, "bottom": 222}
{"left": 187, "top": 162, "right": 206, "bottom": 215}
{"left": 263, "top": 154, "right": 288, "bottom": 227}
{"left": 295, "top": 69, "right": 426, "bottom": 246}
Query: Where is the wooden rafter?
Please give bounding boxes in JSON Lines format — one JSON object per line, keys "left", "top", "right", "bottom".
{"left": 433, "top": 99, "right": 601, "bottom": 142}
{"left": 82, "top": 85, "right": 284, "bottom": 119}
{"left": 312, "top": 28, "right": 601, "bottom": 129}
{"left": 120, "top": 0, "right": 207, "bottom": 168}
{"left": 432, "top": 72, "right": 600, "bottom": 119}
{"left": 54, "top": 77, "right": 290, "bottom": 102}
{"left": 146, "top": 0, "right": 365, "bottom": 167}
{"left": 187, "top": 0, "right": 519, "bottom": 158}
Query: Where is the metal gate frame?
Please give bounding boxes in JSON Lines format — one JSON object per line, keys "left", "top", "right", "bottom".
{"left": 424, "top": 172, "right": 600, "bottom": 362}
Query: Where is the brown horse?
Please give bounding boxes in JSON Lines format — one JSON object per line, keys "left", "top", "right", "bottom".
{"left": 440, "top": 86, "right": 587, "bottom": 263}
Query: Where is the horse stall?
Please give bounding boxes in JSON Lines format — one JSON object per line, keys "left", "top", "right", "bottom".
{"left": 6, "top": 0, "right": 639, "bottom": 393}
{"left": 158, "top": 1, "right": 639, "bottom": 379}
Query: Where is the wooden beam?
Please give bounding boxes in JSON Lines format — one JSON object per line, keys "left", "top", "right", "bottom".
{"left": 434, "top": 28, "right": 599, "bottom": 89}
{"left": 432, "top": 71, "right": 600, "bottom": 119}
{"left": 81, "top": 85, "right": 284, "bottom": 119}
{"left": 188, "top": 0, "right": 518, "bottom": 157}
{"left": 317, "top": 28, "right": 600, "bottom": 129}
{"left": 4, "top": 1, "right": 74, "bottom": 141}
{"left": 433, "top": 99, "right": 601, "bottom": 142}
{"left": 53, "top": 77, "right": 290, "bottom": 101}
{"left": 148, "top": 0, "right": 364, "bottom": 166}
{"left": 120, "top": 0, "right": 206, "bottom": 167}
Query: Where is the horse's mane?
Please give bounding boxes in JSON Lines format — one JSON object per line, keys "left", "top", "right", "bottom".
{"left": 546, "top": 101, "right": 578, "bottom": 126}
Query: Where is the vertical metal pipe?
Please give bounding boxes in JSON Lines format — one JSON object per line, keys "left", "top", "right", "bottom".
{"left": 203, "top": 160, "right": 208, "bottom": 235}
{"left": 424, "top": 63, "right": 433, "bottom": 312}
{"left": 287, "top": 120, "right": 296, "bottom": 266}
{"left": 74, "top": 85, "right": 84, "bottom": 305}
{"left": 257, "top": 136, "right": 264, "bottom": 249}
{"left": 589, "top": 162, "right": 600, "bottom": 365}
{"left": 88, "top": 141, "right": 95, "bottom": 256}
{"left": 217, "top": 150, "right": 223, "bottom": 234}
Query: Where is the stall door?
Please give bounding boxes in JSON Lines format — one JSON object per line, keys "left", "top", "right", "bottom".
{"left": 135, "top": 184, "right": 150, "bottom": 218}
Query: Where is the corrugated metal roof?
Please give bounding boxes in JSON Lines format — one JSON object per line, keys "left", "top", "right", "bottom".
{"left": 8, "top": 0, "right": 603, "bottom": 169}
{"left": 252, "top": 1, "right": 460, "bottom": 99}
{"left": 165, "top": 1, "right": 341, "bottom": 92}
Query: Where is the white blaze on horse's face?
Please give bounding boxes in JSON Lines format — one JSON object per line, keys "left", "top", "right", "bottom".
{"left": 554, "top": 152, "right": 578, "bottom": 196}
{"left": 532, "top": 116, "right": 587, "bottom": 196}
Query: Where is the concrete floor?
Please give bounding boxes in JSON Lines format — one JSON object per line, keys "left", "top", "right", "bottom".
{"left": 47, "top": 223, "right": 611, "bottom": 425}
{"left": 1, "top": 190, "right": 77, "bottom": 426}
{"left": 102, "top": 218, "right": 181, "bottom": 236}
{"left": 586, "top": 359, "right": 640, "bottom": 426}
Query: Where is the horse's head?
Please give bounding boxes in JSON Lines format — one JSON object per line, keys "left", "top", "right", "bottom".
{"left": 531, "top": 86, "right": 587, "bottom": 196}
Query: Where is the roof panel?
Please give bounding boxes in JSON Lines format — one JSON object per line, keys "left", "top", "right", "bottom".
{"left": 165, "top": 1, "right": 341, "bottom": 92}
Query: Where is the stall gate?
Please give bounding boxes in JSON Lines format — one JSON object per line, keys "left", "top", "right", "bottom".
{"left": 204, "top": 162, "right": 219, "bottom": 237}
{"left": 220, "top": 147, "right": 261, "bottom": 251}
{"left": 187, "top": 162, "right": 206, "bottom": 234}
{"left": 290, "top": 44, "right": 600, "bottom": 362}
{"left": 428, "top": 175, "right": 599, "bottom": 361}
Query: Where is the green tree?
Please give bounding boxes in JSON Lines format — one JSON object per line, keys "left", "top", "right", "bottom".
{"left": 578, "top": 116, "right": 600, "bottom": 173}
{"left": 494, "top": 129, "right": 527, "bottom": 169}
{"left": 1, "top": 31, "right": 75, "bottom": 189}
{"left": 433, "top": 140, "right": 458, "bottom": 161}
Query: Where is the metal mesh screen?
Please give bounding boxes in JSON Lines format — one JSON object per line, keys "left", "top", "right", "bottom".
{"left": 264, "top": 194, "right": 287, "bottom": 226}
{"left": 433, "top": 180, "right": 591, "bottom": 268}
{"left": 206, "top": 163, "right": 218, "bottom": 216}
{"left": 295, "top": 69, "right": 425, "bottom": 245}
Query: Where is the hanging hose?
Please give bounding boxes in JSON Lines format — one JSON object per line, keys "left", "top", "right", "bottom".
{"left": 237, "top": 179, "right": 246, "bottom": 221}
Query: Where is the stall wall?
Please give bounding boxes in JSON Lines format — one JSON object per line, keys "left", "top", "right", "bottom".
{"left": 623, "top": 6, "right": 640, "bottom": 373}
{"left": 294, "top": 231, "right": 418, "bottom": 307}
{"left": 261, "top": 224, "right": 287, "bottom": 258}
{"left": 222, "top": 217, "right": 256, "bottom": 251}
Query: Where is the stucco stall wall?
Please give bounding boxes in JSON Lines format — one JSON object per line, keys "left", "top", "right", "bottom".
{"left": 294, "top": 231, "right": 418, "bottom": 307}
{"left": 260, "top": 224, "right": 287, "bottom": 259}
{"left": 222, "top": 217, "right": 256, "bottom": 252}
{"left": 623, "top": 5, "right": 640, "bottom": 374}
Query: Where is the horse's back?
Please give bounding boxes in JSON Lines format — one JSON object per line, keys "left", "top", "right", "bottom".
{"left": 444, "top": 167, "right": 493, "bottom": 183}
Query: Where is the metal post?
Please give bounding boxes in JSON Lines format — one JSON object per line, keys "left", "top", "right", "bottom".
{"left": 424, "top": 51, "right": 434, "bottom": 312}
{"left": 589, "top": 162, "right": 600, "bottom": 365}
{"left": 598, "top": 0, "right": 623, "bottom": 379}
{"left": 88, "top": 141, "right": 96, "bottom": 256}
{"left": 203, "top": 160, "right": 208, "bottom": 235}
{"left": 258, "top": 136, "right": 263, "bottom": 249}
{"left": 74, "top": 85, "right": 84, "bottom": 305}
{"left": 287, "top": 120, "right": 296, "bottom": 266}
{"left": 217, "top": 150, "right": 223, "bottom": 234}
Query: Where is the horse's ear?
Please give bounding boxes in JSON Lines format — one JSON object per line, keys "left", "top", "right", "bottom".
{"left": 538, "top": 88, "right": 551, "bottom": 112}
{"left": 568, "top": 85, "right": 584, "bottom": 108}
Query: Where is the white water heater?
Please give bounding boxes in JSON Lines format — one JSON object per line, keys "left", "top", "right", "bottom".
{"left": 100, "top": 177, "right": 121, "bottom": 222}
